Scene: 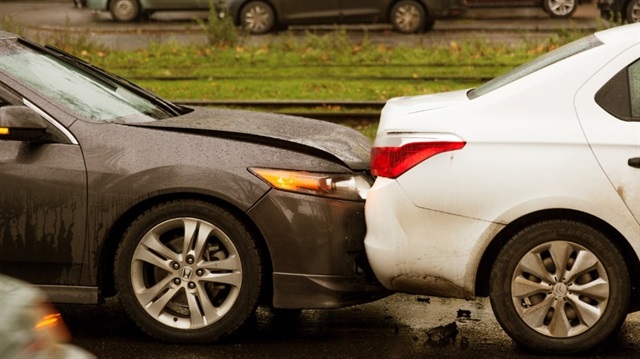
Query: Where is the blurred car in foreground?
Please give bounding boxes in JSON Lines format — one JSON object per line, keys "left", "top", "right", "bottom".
{"left": 598, "top": 0, "right": 640, "bottom": 22}
{"left": 365, "top": 23, "right": 640, "bottom": 353}
{"left": 467, "top": 0, "right": 590, "bottom": 18}
{"left": 85, "top": 0, "right": 466, "bottom": 33}
{"left": 0, "top": 274, "right": 94, "bottom": 358}
{"left": 0, "top": 30, "right": 388, "bottom": 343}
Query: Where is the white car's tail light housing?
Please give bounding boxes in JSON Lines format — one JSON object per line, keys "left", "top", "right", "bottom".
{"left": 371, "top": 133, "right": 466, "bottom": 178}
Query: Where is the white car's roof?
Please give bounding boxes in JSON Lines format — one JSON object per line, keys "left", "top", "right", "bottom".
{"left": 594, "top": 23, "right": 640, "bottom": 46}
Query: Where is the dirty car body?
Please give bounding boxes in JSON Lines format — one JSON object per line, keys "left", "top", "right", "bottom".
{"left": 365, "top": 24, "right": 640, "bottom": 353}
{"left": 0, "top": 31, "right": 388, "bottom": 343}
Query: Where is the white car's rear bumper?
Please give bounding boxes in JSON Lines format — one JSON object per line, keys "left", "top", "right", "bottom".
{"left": 364, "top": 177, "right": 504, "bottom": 299}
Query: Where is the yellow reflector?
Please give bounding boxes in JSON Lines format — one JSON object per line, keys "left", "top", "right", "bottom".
{"left": 34, "top": 313, "right": 62, "bottom": 330}
{"left": 0, "top": 127, "right": 9, "bottom": 135}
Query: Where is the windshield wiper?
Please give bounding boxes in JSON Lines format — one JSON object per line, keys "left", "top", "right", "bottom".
{"left": 43, "top": 45, "right": 184, "bottom": 117}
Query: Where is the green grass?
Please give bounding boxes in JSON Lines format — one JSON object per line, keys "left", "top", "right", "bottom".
{"left": 72, "top": 29, "right": 584, "bottom": 103}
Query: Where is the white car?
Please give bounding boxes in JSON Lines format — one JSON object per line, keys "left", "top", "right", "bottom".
{"left": 365, "top": 23, "right": 640, "bottom": 354}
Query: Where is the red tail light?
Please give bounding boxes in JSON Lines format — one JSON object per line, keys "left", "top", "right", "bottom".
{"left": 371, "top": 141, "right": 466, "bottom": 179}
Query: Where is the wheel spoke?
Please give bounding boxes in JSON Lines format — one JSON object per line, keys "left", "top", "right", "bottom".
{"left": 203, "top": 271, "right": 243, "bottom": 287}
{"left": 183, "top": 219, "right": 219, "bottom": 261}
{"left": 136, "top": 275, "right": 173, "bottom": 304}
{"left": 571, "top": 278, "right": 610, "bottom": 302}
{"left": 200, "top": 254, "right": 241, "bottom": 272}
{"left": 144, "top": 284, "right": 181, "bottom": 317}
{"left": 512, "top": 275, "right": 551, "bottom": 298}
{"left": 548, "top": 241, "right": 573, "bottom": 280}
{"left": 547, "top": 300, "right": 572, "bottom": 337}
{"left": 185, "top": 286, "right": 221, "bottom": 327}
{"left": 568, "top": 294, "right": 603, "bottom": 328}
{"left": 518, "top": 251, "right": 555, "bottom": 284}
{"left": 520, "top": 294, "right": 555, "bottom": 329}
{"left": 181, "top": 218, "right": 199, "bottom": 256}
{"left": 565, "top": 250, "right": 600, "bottom": 283}
{"left": 137, "top": 232, "right": 178, "bottom": 269}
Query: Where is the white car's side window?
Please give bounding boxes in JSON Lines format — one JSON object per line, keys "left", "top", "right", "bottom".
{"left": 630, "top": 61, "right": 640, "bottom": 118}
{"left": 595, "top": 59, "right": 640, "bottom": 122}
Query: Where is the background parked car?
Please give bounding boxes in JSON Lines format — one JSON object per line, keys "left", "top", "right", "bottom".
{"left": 365, "top": 23, "right": 639, "bottom": 354}
{"left": 0, "top": 274, "right": 95, "bottom": 359}
{"left": 0, "top": 30, "right": 388, "bottom": 343}
{"left": 85, "top": 0, "right": 466, "bottom": 33}
{"left": 467, "top": 0, "right": 590, "bottom": 18}
{"left": 598, "top": 0, "right": 640, "bottom": 22}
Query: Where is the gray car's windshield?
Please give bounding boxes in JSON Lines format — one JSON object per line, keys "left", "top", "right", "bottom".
{"left": 468, "top": 35, "right": 603, "bottom": 99}
{"left": 0, "top": 39, "right": 174, "bottom": 123}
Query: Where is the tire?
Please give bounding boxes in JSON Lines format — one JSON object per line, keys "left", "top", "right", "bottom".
{"left": 240, "top": 1, "right": 276, "bottom": 34}
{"left": 115, "top": 200, "right": 262, "bottom": 343}
{"left": 390, "top": 0, "right": 427, "bottom": 34}
{"left": 489, "top": 220, "right": 630, "bottom": 353}
{"left": 109, "top": 0, "right": 140, "bottom": 22}
{"left": 626, "top": 0, "right": 640, "bottom": 23}
{"left": 543, "top": 0, "right": 578, "bottom": 18}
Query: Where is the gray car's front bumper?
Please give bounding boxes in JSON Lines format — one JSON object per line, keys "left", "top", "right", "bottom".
{"left": 248, "top": 188, "right": 390, "bottom": 309}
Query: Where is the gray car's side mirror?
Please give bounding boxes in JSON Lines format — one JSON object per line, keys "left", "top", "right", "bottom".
{"left": 0, "top": 106, "right": 49, "bottom": 143}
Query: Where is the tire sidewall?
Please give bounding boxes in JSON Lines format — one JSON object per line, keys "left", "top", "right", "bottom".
{"left": 489, "top": 221, "right": 630, "bottom": 353}
{"left": 115, "top": 200, "right": 261, "bottom": 343}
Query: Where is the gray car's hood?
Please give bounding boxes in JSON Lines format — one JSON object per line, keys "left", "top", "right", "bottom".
{"left": 135, "top": 107, "right": 372, "bottom": 170}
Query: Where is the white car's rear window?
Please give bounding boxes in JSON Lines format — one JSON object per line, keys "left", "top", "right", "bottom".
{"left": 468, "top": 35, "right": 603, "bottom": 99}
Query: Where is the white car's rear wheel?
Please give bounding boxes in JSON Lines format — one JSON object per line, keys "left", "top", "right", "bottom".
{"left": 490, "top": 220, "right": 630, "bottom": 353}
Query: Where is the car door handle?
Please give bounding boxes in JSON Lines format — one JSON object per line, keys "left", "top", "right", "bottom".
{"left": 629, "top": 158, "right": 640, "bottom": 169}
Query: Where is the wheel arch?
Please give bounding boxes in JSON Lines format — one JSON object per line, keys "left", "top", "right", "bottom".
{"left": 474, "top": 208, "right": 640, "bottom": 311}
{"left": 97, "top": 192, "right": 273, "bottom": 302}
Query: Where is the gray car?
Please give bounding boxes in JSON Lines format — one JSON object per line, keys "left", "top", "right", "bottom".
{"left": 86, "top": 0, "right": 467, "bottom": 33}
{"left": 0, "top": 31, "right": 388, "bottom": 343}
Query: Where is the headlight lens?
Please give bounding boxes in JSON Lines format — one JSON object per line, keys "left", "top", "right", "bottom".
{"left": 250, "top": 168, "right": 371, "bottom": 201}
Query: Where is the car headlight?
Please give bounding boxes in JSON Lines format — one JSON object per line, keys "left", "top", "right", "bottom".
{"left": 249, "top": 168, "right": 371, "bottom": 201}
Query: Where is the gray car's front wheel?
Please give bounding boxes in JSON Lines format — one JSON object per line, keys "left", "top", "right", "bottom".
{"left": 490, "top": 220, "right": 630, "bottom": 353}
{"left": 115, "top": 200, "right": 262, "bottom": 343}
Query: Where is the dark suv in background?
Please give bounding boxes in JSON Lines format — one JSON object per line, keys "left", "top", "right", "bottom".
{"left": 598, "top": 0, "right": 640, "bottom": 22}
{"left": 85, "top": 0, "right": 467, "bottom": 33}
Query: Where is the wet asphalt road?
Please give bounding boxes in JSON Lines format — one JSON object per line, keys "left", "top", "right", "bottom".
{"left": 58, "top": 294, "right": 639, "bottom": 359}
